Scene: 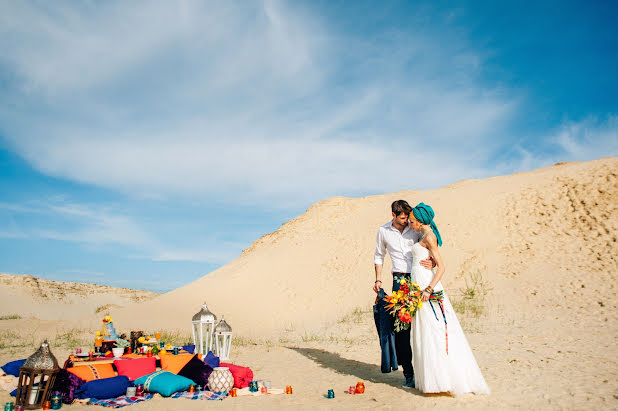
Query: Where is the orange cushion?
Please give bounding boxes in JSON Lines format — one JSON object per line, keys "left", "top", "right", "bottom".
{"left": 159, "top": 354, "right": 194, "bottom": 374}
{"left": 67, "top": 363, "right": 116, "bottom": 382}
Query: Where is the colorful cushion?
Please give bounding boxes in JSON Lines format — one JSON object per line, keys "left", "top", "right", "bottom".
{"left": 178, "top": 355, "right": 213, "bottom": 387}
{"left": 203, "top": 351, "right": 219, "bottom": 369}
{"left": 75, "top": 376, "right": 131, "bottom": 400}
{"left": 220, "top": 362, "right": 254, "bottom": 389}
{"left": 160, "top": 354, "right": 194, "bottom": 374}
{"left": 182, "top": 345, "right": 195, "bottom": 354}
{"left": 1, "top": 359, "right": 25, "bottom": 377}
{"left": 67, "top": 363, "right": 116, "bottom": 382}
{"left": 134, "top": 371, "right": 193, "bottom": 397}
{"left": 114, "top": 357, "right": 156, "bottom": 381}
{"left": 51, "top": 368, "right": 86, "bottom": 404}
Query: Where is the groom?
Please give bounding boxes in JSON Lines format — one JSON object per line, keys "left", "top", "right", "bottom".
{"left": 373, "top": 199, "right": 433, "bottom": 388}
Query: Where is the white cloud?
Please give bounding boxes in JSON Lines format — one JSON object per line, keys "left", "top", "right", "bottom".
{"left": 494, "top": 116, "right": 618, "bottom": 174}
{"left": 553, "top": 116, "right": 618, "bottom": 160}
{"left": 0, "top": 198, "right": 236, "bottom": 264}
{"left": 0, "top": 1, "right": 518, "bottom": 207}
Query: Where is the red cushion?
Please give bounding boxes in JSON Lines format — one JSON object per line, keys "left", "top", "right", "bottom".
{"left": 219, "top": 362, "right": 253, "bottom": 389}
{"left": 113, "top": 357, "right": 156, "bottom": 381}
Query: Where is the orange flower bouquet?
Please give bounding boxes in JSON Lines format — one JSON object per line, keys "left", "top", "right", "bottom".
{"left": 384, "top": 277, "right": 423, "bottom": 331}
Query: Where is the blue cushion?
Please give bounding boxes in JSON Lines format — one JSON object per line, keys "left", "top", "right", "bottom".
{"left": 182, "top": 345, "right": 195, "bottom": 354}
{"left": 134, "top": 371, "right": 193, "bottom": 397}
{"left": 203, "top": 351, "right": 219, "bottom": 369}
{"left": 75, "top": 376, "right": 131, "bottom": 400}
{"left": 1, "top": 359, "right": 25, "bottom": 377}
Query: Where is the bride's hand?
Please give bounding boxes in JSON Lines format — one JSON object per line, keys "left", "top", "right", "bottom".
{"left": 421, "top": 290, "right": 430, "bottom": 302}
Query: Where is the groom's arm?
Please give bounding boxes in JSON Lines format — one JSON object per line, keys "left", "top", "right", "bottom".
{"left": 373, "top": 264, "right": 383, "bottom": 293}
{"left": 373, "top": 228, "right": 386, "bottom": 292}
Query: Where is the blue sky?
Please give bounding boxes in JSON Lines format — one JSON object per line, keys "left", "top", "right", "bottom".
{"left": 0, "top": 0, "right": 616, "bottom": 292}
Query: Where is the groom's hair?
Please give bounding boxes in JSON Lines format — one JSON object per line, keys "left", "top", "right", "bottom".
{"left": 391, "top": 200, "right": 412, "bottom": 216}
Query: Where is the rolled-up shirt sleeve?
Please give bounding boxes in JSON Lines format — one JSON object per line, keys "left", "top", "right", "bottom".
{"left": 374, "top": 228, "right": 386, "bottom": 265}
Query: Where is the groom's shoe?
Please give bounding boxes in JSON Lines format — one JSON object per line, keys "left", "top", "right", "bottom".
{"left": 402, "top": 375, "right": 415, "bottom": 388}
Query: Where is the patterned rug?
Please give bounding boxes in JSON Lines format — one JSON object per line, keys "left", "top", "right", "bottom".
{"left": 87, "top": 394, "right": 155, "bottom": 408}
{"left": 170, "top": 390, "right": 227, "bottom": 400}
{"left": 85, "top": 391, "right": 226, "bottom": 407}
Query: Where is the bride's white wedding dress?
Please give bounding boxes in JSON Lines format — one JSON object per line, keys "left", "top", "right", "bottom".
{"left": 410, "top": 241, "right": 490, "bottom": 395}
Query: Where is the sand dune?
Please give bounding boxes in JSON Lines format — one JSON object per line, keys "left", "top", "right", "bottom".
{"left": 0, "top": 273, "right": 158, "bottom": 321}
{"left": 1, "top": 157, "right": 616, "bottom": 409}
{"left": 107, "top": 157, "right": 617, "bottom": 340}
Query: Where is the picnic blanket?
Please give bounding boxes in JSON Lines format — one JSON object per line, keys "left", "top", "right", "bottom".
{"left": 83, "top": 391, "right": 225, "bottom": 407}
{"left": 170, "top": 390, "right": 227, "bottom": 400}
{"left": 85, "top": 394, "right": 155, "bottom": 408}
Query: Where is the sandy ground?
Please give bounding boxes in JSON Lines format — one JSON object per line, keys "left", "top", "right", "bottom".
{"left": 0, "top": 157, "right": 616, "bottom": 409}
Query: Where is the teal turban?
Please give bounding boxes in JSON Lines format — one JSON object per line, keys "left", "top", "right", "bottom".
{"left": 412, "top": 203, "right": 443, "bottom": 246}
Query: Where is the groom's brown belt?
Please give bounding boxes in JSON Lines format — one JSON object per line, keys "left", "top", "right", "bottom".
{"left": 392, "top": 272, "right": 410, "bottom": 275}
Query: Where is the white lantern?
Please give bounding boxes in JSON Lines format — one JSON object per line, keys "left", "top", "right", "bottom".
{"left": 214, "top": 317, "right": 233, "bottom": 360}
{"left": 192, "top": 303, "right": 217, "bottom": 355}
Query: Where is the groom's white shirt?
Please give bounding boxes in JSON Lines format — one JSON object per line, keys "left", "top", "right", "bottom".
{"left": 374, "top": 221, "right": 422, "bottom": 273}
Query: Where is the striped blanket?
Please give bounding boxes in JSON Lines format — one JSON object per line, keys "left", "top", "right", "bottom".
{"left": 170, "top": 390, "right": 227, "bottom": 400}
{"left": 86, "top": 391, "right": 226, "bottom": 408}
{"left": 87, "top": 394, "right": 154, "bottom": 408}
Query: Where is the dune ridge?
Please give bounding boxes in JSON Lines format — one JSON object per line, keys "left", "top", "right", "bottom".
{"left": 0, "top": 273, "right": 158, "bottom": 320}
{"left": 105, "top": 157, "right": 617, "bottom": 341}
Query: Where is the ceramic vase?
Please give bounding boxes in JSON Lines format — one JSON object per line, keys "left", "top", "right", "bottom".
{"left": 207, "top": 367, "right": 234, "bottom": 392}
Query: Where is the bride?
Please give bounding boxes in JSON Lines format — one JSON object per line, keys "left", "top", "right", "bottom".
{"left": 408, "top": 203, "right": 490, "bottom": 395}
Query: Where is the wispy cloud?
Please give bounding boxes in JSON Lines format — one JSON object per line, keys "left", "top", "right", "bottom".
{"left": 553, "top": 115, "right": 618, "bottom": 160}
{"left": 0, "top": 198, "right": 237, "bottom": 264}
{"left": 0, "top": 0, "right": 518, "bottom": 207}
{"left": 494, "top": 115, "right": 618, "bottom": 174}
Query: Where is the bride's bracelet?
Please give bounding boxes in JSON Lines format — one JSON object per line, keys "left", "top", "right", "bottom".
{"left": 424, "top": 286, "right": 434, "bottom": 294}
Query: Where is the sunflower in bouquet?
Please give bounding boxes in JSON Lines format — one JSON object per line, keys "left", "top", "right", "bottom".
{"left": 384, "top": 277, "right": 423, "bottom": 331}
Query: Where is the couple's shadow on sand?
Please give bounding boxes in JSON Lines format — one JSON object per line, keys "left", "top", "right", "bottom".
{"left": 287, "top": 347, "right": 443, "bottom": 396}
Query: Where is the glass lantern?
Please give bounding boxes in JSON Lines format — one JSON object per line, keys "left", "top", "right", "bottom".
{"left": 192, "top": 303, "right": 217, "bottom": 355}
{"left": 214, "top": 317, "right": 233, "bottom": 360}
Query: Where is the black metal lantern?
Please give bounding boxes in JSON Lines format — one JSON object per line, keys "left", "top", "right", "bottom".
{"left": 16, "top": 340, "right": 60, "bottom": 409}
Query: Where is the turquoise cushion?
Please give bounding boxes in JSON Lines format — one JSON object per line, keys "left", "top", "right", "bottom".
{"left": 134, "top": 371, "right": 193, "bottom": 397}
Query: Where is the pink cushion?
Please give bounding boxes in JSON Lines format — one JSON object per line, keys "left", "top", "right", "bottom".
{"left": 113, "top": 357, "right": 156, "bottom": 381}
